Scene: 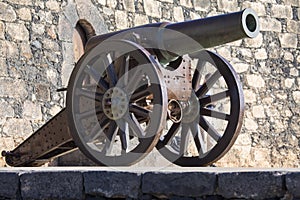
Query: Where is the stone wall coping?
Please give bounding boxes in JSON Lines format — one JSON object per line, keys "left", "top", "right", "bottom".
{"left": 0, "top": 167, "right": 300, "bottom": 199}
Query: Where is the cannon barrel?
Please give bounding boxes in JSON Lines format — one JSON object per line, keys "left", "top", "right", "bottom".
{"left": 85, "top": 8, "right": 259, "bottom": 62}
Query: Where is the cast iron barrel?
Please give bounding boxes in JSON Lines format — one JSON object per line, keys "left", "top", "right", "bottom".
{"left": 85, "top": 8, "right": 260, "bottom": 62}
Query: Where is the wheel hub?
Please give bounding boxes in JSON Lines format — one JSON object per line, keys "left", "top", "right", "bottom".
{"left": 102, "top": 87, "right": 128, "bottom": 120}
{"left": 182, "top": 92, "right": 200, "bottom": 123}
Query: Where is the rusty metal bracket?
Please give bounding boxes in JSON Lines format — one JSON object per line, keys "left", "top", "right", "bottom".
{"left": 3, "top": 108, "right": 76, "bottom": 167}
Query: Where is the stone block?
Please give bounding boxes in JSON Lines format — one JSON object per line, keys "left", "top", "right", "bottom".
{"left": 123, "top": 0, "right": 135, "bottom": 12}
{"left": 0, "top": 171, "right": 19, "bottom": 199}
{"left": 0, "top": 2, "right": 17, "bottom": 22}
{"left": 217, "top": 0, "right": 239, "bottom": 12}
{"left": 0, "top": 99, "right": 14, "bottom": 118}
{"left": 260, "top": 17, "right": 281, "bottom": 32}
{"left": 287, "top": 20, "right": 300, "bottom": 34}
{"left": 246, "top": 74, "right": 265, "bottom": 88}
{"left": 20, "top": 171, "right": 83, "bottom": 200}
{"left": 173, "top": 7, "right": 184, "bottom": 22}
{"left": 107, "top": 0, "right": 117, "bottom": 8}
{"left": 252, "top": 105, "right": 265, "bottom": 118}
{"left": 293, "top": 91, "right": 300, "bottom": 104}
{"left": 6, "top": 23, "right": 29, "bottom": 41}
{"left": 234, "top": 63, "right": 249, "bottom": 73}
{"left": 284, "top": 78, "right": 294, "bottom": 88}
{"left": 242, "top": 1, "right": 266, "bottom": 16}
{"left": 84, "top": 171, "right": 141, "bottom": 198}
{"left": 271, "top": 4, "right": 293, "bottom": 19}
{"left": 254, "top": 49, "right": 267, "bottom": 60}
{"left": 17, "top": 7, "right": 32, "bottom": 21}
{"left": 244, "top": 90, "right": 256, "bottom": 103}
{"left": 7, "top": 0, "right": 32, "bottom": 5}
{"left": 244, "top": 33, "right": 263, "bottom": 48}
{"left": 142, "top": 172, "right": 216, "bottom": 198}
{"left": 2, "top": 118, "right": 32, "bottom": 138}
{"left": 217, "top": 171, "right": 285, "bottom": 199}
{"left": 144, "top": 0, "right": 162, "bottom": 18}
{"left": 285, "top": 0, "right": 300, "bottom": 6}
{"left": 0, "top": 78, "right": 27, "bottom": 99}
{"left": 20, "top": 42, "right": 32, "bottom": 59}
{"left": 244, "top": 118, "right": 258, "bottom": 131}
{"left": 193, "top": 0, "right": 210, "bottom": 11}
{"left": 46, "top": 0, "right": 61, "bottom": 12}
{"left": 134, "top": 13, "right": 145, "bottom": 26}
{"left": 23, "top": 100, "right": 43, "bottom": 121}
{"left": 286, "top": 173, "right": 300, "bottom": 197}
{"left": 180, "top": 0, "right": 193, "bottom": 8}
{"left": 115, "top": 10, "right": 128, "bottom": 29}
{"left": 279, "top": 33, "right": 298, "bottom": 48}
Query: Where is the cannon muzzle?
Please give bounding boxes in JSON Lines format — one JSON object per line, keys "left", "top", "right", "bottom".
{"left": 86, "top": 8, "right": 260, "bottom": 62}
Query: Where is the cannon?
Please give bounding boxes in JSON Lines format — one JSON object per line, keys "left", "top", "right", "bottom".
{"left": 2, "top": 8, "right": 259, "bottom": 167}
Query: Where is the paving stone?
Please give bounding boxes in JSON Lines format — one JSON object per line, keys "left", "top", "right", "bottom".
{"left": 286, "top": 172, "right": 300, "bottom": 197}
{"left": 142, "top": 172, "right": 216, "bottom": 198}
{"left": 217, "top": 171, "right": 285, "bottom": 199}
{"left": 0, "top": 172, "right": 19, "bottom": 199}
{"left": 20, "top": 171, "right": 83, "bottom": 200}
{"left": 84, "top": 171, "right": 141, "bottom": 198}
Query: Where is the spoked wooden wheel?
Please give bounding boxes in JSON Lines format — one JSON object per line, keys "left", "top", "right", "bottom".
{"left": 156, "top": 50, "right": 244, "bottom": 166}
{"left": 67, "top": 39, "right": 167, "bottom": 166}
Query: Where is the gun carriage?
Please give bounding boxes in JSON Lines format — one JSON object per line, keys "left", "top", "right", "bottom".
{"left": 2, "top": 9, "right": 259, "bottom": 167}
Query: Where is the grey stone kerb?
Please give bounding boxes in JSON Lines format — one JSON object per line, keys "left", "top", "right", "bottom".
{"left": 58, "top": 0, "right": 108, "bottom": 87}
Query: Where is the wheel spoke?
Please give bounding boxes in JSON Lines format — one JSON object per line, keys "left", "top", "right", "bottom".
{"left": 124, "top": 113, "right": 145, "bottom": 138}
{"left": 129, "top": 104, "right": 151, "bottom": 119}
{"left": 130, "top": 85, "right": 153, "bottom": 102}
{"left": 85, "top": 117, "right": 110, "bottom": 142}
{"left": 199, "top": 90, "right": 230, "bottom": 106}
{"left": 85, "top": 65, "right": 109, "bottom": 91}
{"left": 126, "top": 68, "right": 144, "bottom": 94}
{"left": 190, "top": 122, "right": 206, "bottom": 155}
{"left": 103, "top": 121, "right": 118, "bottom": 155}
{"left": 201, "top": 108, "right": 230, "bottom": 121}
{"left": 75, "top": 88, "right": 103, "bottom": 102}
{"left": 161, "top": 122, "right": 180, "bottom": 145}
{"left": 199, "top": 116, "right": 221, "bottom": 142}
{"left": 179, "top": 123, "right": 190, "bottom": 156}
{"left": 123, "top": 55, "right": 130, "bottom": 85}
{"left": 118, "top": 119, "right": 129, "bottom": 152}
{"left": 195, "top": 71, "right": 221, "bottom": 98}
{"left": 76, "top": 106, "right": 103, "bottom": 121}
{"left": 104, "top": 54, "right": 118, "bottom": 87}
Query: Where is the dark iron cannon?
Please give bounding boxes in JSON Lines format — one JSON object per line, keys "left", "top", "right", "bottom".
{"left": 2, "top": 8, "right": 259, "bottom": 167}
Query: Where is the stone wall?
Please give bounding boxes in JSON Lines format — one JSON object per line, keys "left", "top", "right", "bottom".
{"left": 1, "top": 168, "right": 300, "bottom": 199}
{"left": 0, "top": 0, "right": 299, "bottom": 167}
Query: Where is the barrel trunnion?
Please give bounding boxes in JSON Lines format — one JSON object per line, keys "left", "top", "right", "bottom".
{"left": 2, "top": 9, "right": 260, "bottom": 167}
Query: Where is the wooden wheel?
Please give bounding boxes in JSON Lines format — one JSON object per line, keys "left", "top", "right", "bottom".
{"left": 156, "top": 50, "right": 244, "bottom": 166}
{"left": 67, "top": 39, "right": 167, "bottom": 166}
